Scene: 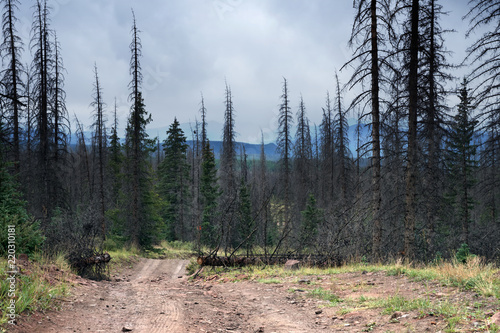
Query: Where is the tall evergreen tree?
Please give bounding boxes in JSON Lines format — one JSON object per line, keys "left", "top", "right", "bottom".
{"left": 124, "top": 11, "right": 157, "bottom": 247}
{"left": 200, "top": 140, "right": 220, "bottom": 248}
{"left": 446, "top": 79, "right": 477, "bottom": 246}
{"left": 158, "top": 118, "right": 190, "bottom": 241}
{"left": 219, "top": 82, "right": 238, "bottom": 249}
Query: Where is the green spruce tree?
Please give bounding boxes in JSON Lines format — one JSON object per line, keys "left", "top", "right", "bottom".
{"left": 158, "top": 118, "right": 190, "bottom": 241}
{"left": 300, "top": 193, "right": 322, "bottom": 252}
{"left": 238, "top": 177, "right": 253, "bottom": 256}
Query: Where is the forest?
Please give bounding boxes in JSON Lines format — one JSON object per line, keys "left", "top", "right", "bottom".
{"left": 0, "top": 0, "right": 499, "bottom": 263}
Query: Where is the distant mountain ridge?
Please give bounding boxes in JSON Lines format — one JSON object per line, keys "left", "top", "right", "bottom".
{"left": 186, "top": 140, "right": 280, "bottom": 161}
{"left": 70, "top": 122, "right": 372, "bottom": 161}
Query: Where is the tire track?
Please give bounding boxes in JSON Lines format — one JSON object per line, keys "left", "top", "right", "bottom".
{"left": 131, "top": 259, "right": 187, "bottom": 333}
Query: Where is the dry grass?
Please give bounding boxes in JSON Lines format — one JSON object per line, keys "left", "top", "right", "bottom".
{"left": 387, "top": 257, "right": 500, "bottom": 298}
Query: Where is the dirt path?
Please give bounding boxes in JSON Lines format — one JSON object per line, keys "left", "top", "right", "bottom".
{"left": 12, "top": 259, "right": 335, "bottom": 333}
{"left": 10, "top": 259, "right": 500, "bottom": 332}
{"left": 13, "top": 259, "right": 189, "bottom": 333}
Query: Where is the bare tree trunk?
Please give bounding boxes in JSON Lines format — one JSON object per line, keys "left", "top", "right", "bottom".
{"left": 370, "top": 0, "right": 382, "bottom": 261}
{"left": 404, "top": 0, "right": 419, "bottom": 260}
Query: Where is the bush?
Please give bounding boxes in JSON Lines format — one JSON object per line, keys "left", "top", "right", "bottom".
{"left": 455, "top": 243, "right": 475, "bottom": 263}
{"left": 0, "top": 162, "right": 44, "bottom": 256}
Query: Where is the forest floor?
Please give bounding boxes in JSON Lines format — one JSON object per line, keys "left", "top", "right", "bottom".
{"left": 7, "top": 258, "right": 500, "bottom": 333}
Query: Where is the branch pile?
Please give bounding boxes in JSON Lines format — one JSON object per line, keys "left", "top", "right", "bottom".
{"left": 68, "top": 248, "right": 111, "bottom": 280}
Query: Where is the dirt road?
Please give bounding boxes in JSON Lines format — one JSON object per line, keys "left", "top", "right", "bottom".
{"left": 13, "top": 259, "right": 334, "bottom": 332}
{"left": 11, "top": 258, "right": 499, "bottom": 332}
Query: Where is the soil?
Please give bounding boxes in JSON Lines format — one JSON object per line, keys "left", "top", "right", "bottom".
{"left": 7, "top": 258, "right": 500, "bottom": 333}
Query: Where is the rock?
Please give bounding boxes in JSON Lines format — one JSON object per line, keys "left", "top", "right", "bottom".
{"left": 390, "top": 312, "right": 401, "bottom": 319}
{"left": 18, "top": 253, "right": 29, "bottom": 263}
{"left": 284, "top": 260, "right": 300, "bottom": 270}
{"left": 122, "top": 327, "right": 133, "bottom": 332}
{"left": 490, "top": 312, "right": 500, "bottom": 326}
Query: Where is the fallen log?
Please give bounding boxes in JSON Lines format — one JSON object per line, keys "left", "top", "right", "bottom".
{"left": 197, "top": 254, "right": 340, "bottom": 267}
{"left": 197, "top": 256, "right": 263, "bottom": 267}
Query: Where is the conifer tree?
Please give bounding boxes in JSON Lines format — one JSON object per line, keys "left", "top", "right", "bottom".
{"left": 1, "top": 0, "right": 24, "bottom": 174}
{"left": 200, "top": 140, "right": 220, "bottom": 248}
{"left": 30, "top": 0, "right": 69, "bottom": 224}
{"left": 320, "top": 92, "right": 334, "bottom": 205}
{"left": 238, "top": 174, "right": 253, "bottom": 256}
{"left": 294, "top": 95, "right": 312, "bottom": 211}
{"left": 90, "top": 64, "right": 106, "bottom": 239}
{"left": 446, "top": 79, "right": 477, "bottom": 246}
{"left": 219, "top": 82, "right": 238, "bottom": 248}
{"left": 300, "top": 193, "right": 322, "bottom": 251}
{"left": 334, "top": 73, "right": 351, "bottom": 207}
{"left": 158, "top": 118, "right": 190, "bottom": 241}
{"left": 124, "top": 11, "right": 158, "bottom": 247}
{"left": 108, "top": 99, "right": 123, "bottom": 207}
{"left": 276, "top": 78, "right": 293, "bottom": 251}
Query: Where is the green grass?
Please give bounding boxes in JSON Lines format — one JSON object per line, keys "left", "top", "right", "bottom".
{"left": 0, "top": 255, "right": 70, "bottom": 328}
{"left": 307, "top": 287, "right": 343, "bottom": 305}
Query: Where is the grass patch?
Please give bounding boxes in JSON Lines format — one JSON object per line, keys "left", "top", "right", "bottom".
{"left": 308, "top": 287, "right": 342, "bottom": 305}
{"left": 355, "top": 294, "right": 485, "bottom": 331}
{"left": 385, "top": 257, "right": 500, "bottom": 299}
{"left": 0, "top": 255, "right": 70, "bottom": 327}
{"left": 192, "top": 257, "right": 500, "bottom": 300}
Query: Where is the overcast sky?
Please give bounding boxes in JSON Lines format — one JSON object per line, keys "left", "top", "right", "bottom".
{"left": 14, "top": 0, "right": 473, "bottom": 144}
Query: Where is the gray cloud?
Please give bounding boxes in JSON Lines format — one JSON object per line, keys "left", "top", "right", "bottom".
{"left": 14, "top": 0, "right": 473, "bottom": 143}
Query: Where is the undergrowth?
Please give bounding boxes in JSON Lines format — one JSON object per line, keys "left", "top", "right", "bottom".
{"left": 386, "top": 256, "right": 500, "bottom": 298}
{"left": 0, "top": 253, "right": 70, "bottom": 328}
